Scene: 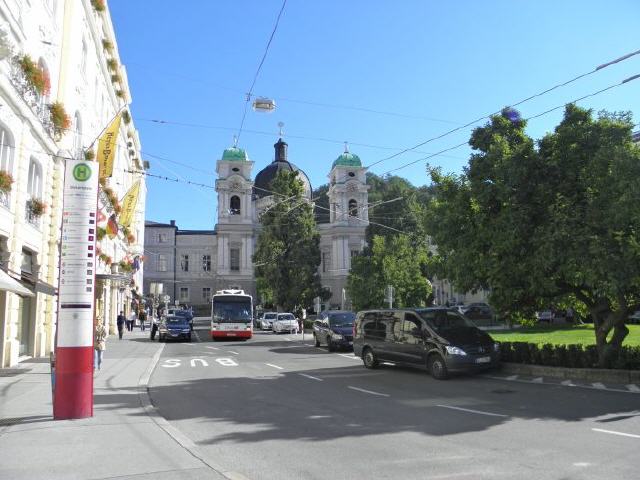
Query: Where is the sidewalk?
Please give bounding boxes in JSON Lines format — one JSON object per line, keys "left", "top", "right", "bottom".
{"left": 0, "top": 328, "right": 228, "bottom": 480}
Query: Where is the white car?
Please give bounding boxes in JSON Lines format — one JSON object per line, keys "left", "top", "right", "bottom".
{"left": 272, "top": 313, "right": 299, "bottom": 334}
{"left": 261, "top": 312, "right": 277, "bottom": 330}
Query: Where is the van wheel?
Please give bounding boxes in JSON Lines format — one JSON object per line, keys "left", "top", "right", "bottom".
{"left": 428, "top": 354, "right": 449, "bottom": 380}
{"left": 362, "top": 348, "right": 378, "bottom": 369}
{"left": 327, "top": 338, "right": 335, "bottom": 352}
{"left": 314, "top": 334, "right": 320, "bottom": 347}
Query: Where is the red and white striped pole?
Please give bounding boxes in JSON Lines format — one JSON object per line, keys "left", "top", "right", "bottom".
{"left": 53, "top": 159, "right": 99, "bottom": 419}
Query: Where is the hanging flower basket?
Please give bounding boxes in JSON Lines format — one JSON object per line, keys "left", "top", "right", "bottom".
{"left": 126, "top": 233, "right": 135, "bottom": 244}
{"left": 84, "top": 149, "right": 95, "bottom": 160}
{"left": 119, "top": 260, "right": 133, "bottom": 273}
{"left": 27, "top": 197, "right": 47, "bottom": 217}
{"left": 91, "top": 0, "right": 106, "bottom": 12}
{"left": 99, "top": 253, "right": 112, "bottom": 265}
{"left": 0, "top": 170, "right": 14, "bottom": 193}
{"left": 17, "top": 55, "right": 50, "bottom": 96}
{"left": 122, "top": 110, "right": 131, "bottom": 124}
{"left": 106, "top": 58, "right": 118, "bottom": 72}
{"left": 48, "top": 102, "right": 71, "bottom": 138}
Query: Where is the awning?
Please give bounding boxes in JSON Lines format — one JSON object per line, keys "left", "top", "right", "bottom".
{"left": 0, "top": 269, "right": 35, "bottom": 296}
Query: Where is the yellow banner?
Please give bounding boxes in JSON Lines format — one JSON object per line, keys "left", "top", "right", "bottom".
{"left": 97, "top": 114, "right": 121, "bottom": 179}
{"left": 119, "top": 180, "right": 141, "bottom": 228}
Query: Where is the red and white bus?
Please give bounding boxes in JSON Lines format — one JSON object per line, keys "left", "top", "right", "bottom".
{"left": 210, "top": 289, "right": 253, "bottom": 340}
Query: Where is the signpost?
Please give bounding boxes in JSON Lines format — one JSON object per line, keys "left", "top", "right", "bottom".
{"left": 385, "top": 285, "right": 394, "bottom": 309}
{"left": 53, "top": 160, "right": 99, "bottom": 420}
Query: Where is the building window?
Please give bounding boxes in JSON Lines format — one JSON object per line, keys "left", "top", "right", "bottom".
{"left": 322, "top": 252, "right": 331, "bottom": 273}
{"left": 21, "top": 250, "right": 33, "bottom": 274}
{"left": 348, "top": 199, "right": 358, "bottom": 217}
{"left": 230, "top": 248, "right": 240, "bottom": 271}
{"left": 0, "top": 124, "right": 14, "bottom": 208}
{"left": 157, "top": 254, "right": 167, "bottom": 272}
{"left": 180, "top": 254, "right": 189, "bottom": 272}
{"left": 351, "top": 250, "right": 359, "bottom": 259}
{"left": 230, "top": 195, "right": 241, "bottom": 215}
{"left": 27, "top": 158, "right": 43, "bottom": 199}
{"left": 179, "top": 287, "right": 189, "bottom": 302}
{"left": 202, "top": 255, "right": 211, "bottom": 272}
{"left": 81, "top": 38, "right": 87, "bottom": 75}
{"left": 157, "top": 233, "right": 167, "bottom": 243}
{"left": 73, "top": 111, "right": 82, "bottom": 159}
{"left": 202, "top": 287, "right": 211, "bottom": 302}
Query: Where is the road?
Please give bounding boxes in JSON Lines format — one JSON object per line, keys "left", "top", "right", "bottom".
{"left": 148, "top": 318, "right": 640, "bottom": 480}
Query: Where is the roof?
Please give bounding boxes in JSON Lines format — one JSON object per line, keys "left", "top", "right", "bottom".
{"left": 145, "top": 220, "right": 177, "bottom": 228}
{"left": 176, "top": 230, "right": 216, "bottom": 235}
{"left": 253, "top": 159, "right": 312, "bottom": 199}
{"left": 221, "top": 146, "right": 248, "bottom": 161}
{"left": 332, "top": 151, "right": 362, "bottom": 169}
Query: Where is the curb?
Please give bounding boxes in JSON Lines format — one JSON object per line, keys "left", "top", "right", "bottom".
{"left": 499, "top": 362, "right": 640, "bottom": 383}
{"left": 137, "top": 342, "right": 251, "bottom": 480}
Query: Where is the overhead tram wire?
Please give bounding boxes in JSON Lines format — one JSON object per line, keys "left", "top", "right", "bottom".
{"left": 378, "top": 73, "right": 640, "bottom": 176}
{"left": 236, "top": 0, "right": 287, "bottom": 144}
{"left": 366, "top": 48, "right": 640, "bottom": 170}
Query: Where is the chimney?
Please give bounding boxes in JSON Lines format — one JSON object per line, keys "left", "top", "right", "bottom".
{"left": 274, "top": 138, "right": 288, "bottom": 162}
{"left": 169, "top": 220, "right": 175, "bottom": 227}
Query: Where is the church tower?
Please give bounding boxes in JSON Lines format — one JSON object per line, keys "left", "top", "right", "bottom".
{"left": 214, "top": 145, "right": 255, "bottom": 295}
{"left": 318, "top": 144, "right": 369, "bottom": 308}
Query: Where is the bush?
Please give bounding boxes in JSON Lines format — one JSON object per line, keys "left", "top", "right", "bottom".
{"left": 499, "top": 341, "right": 640, "bottom": 370}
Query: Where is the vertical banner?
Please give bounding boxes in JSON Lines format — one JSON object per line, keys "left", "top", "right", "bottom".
{"left": 54, "top": 159, "right": 99, "bottom": 420}
{"left": 119, "top": 180, "right": 140, "bottom": 228}
{"left": 97, "top": 114, "right": 121, "bottom": 179}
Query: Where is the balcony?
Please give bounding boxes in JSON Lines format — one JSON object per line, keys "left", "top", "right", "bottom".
{"left": 9, "top": 59, "right": 55, "bottom": 140}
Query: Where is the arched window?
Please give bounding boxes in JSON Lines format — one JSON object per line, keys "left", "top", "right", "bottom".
{"left": 0, "top": 123, "right": 15, "bottom": 173}
{"left": 348, "top": 199, "right": 358, "bottom": 217}
{"left": 73, "top": 111, "right": 83, "bottom": 159}
{"left": 230, "top": 195, "right": 241, "bottom": 215}
{"left": 27, "top": 158, "right": 43, "bottom": 199}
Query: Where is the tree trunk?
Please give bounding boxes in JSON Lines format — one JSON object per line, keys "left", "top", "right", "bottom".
{"left": 592, "top": 303, "right": 629, "bottom": 368}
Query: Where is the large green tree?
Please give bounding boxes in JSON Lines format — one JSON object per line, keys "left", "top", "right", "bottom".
{"left": 347, "top": 234, "right": 432, "bottom": 311}
{"left": 253, "top": 170, "right": 325, "bottom": 312}
{"left": 426, "top": 105, "right": 640, "bottom": 366}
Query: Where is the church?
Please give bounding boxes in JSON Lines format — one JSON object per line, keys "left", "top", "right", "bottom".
{"left": 143, "top": 137, "right": 370, "bottom": 312}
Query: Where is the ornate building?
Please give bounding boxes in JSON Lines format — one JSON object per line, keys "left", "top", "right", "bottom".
{"left": 144, "top": 137, "right": 369, "bottom": 312}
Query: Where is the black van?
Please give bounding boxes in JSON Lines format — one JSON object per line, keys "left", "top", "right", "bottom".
{"left": 352, "top": 308, "right": 499, "bottom": 379}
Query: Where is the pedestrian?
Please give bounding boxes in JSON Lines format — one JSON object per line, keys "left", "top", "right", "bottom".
{"left": 94, "top": 317, "right": 107, "bottom": 371}
{"left": 139, "top": 308, "right": 146, "bottom": 331}
{"left": 117, "top": 311, "right": 125, "bottom": 339}
{"left": 128, "top": 310, "right": 137, "bottom": 331}
{"left": 150, "top": 313, "right": 159, "bottom": 341}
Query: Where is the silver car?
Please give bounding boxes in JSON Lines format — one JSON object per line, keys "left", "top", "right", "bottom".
{"left": 272, "top": 313, "right": 299, "bottom": 334}
{"left": 260, "top": 312, "right": 277, "bottom": 330}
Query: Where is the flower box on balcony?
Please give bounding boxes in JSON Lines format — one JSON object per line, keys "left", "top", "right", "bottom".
{"left": 27, "top": 197, "right": 47, "bottom": 217}
{"left": 91, "top": 0, "right": 106, "bottom": 12}
{"left": 0, "top": 170, "right": 13, "bottom": 194}
{"left": 48, "top": 102, "right": 70, "bottom": 139}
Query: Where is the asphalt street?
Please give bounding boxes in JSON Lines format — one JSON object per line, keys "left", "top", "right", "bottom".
{"left": 148, "top": 318, "right": 640, "bottom": 480}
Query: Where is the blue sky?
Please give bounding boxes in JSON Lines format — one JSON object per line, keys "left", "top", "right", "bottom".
{"left": 109, "top": 0, "right": 640, "bottom": 230}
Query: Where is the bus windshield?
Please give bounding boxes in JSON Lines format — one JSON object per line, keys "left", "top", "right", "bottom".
{"left": 212, "top": 296, "right": 252, "bottom": 324}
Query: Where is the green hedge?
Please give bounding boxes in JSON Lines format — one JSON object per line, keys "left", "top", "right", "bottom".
{"left": 499, "top": 341, "right": 640, "bottom": 370}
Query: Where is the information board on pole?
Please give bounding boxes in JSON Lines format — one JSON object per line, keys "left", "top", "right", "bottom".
{"left": 54, "top": 159, "right": 99, "bottom": 420}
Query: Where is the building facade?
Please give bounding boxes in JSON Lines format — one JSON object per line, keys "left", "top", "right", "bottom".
{"left": 144, "top": 138, "right": 368, "bottom": 312}
{"left": 0, "top": 0, "right": 146, "bottom": 367}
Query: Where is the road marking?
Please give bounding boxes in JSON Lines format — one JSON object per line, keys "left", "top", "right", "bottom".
{"left": 308, "top": 415, "right": 332, "bottom": 419}
{"left": 484, "top": 375, "right": 640, "bottom": 394}
{"left": 338, "top": 354, "right": 360, "bottom": 360}
{"left": 190, "top": 358, "right": 209, "bottom": 367}
{"left": 161, "top": 359, "right": 181, "bottom": 368}
{"left": 299, "top": 373, "right": 323, "bottom": 381}
{"left": 348, "top": 386, "right": 389, "bottom": 397}
{"left": 216, "top": 358, "right": 238, "bottom": 367}
{"left": 627, "top": 384, "right": 640, "bottom": 392}
{"left": 561, "top": 380, "right": 575, "bottom": 386}
{"left": 206, "top": 346, "right": 220, "bottom": 350}
{"left": 284, "top": 338, "right": 292, "bottom": 342}
{"left": 592, "top": 428, "right": 640, "bottom": 439}
{"left": 265, "top": 363, "right": 284, "bottom": 370}
{"left": 531, "top": 377, "right": 543, "bottom": 383}
{"left": 436, "top": 404, "right": 508, "bottom": 418}
{"left": 505, "top": 375, "right": 519, "bottom": 380}
{"left": 227, "top": 351, "right": 239, "bottom": 355}
{"left": 184, "top": 343, "right": 195, "bottom": 346}
{"left": 592, "top": 382, "right": 606, "bottom": 389}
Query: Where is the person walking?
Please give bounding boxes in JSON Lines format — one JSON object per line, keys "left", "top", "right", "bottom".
{"left": 150, "top": 312, "right": 159, "bottom": 341}
{"left": 128, "top": 310, "right": 137, "bottom": 331}
{"left": 117, "top": 311, "right": 125, "bottom": 339}
{"left": 139, "top": 308, "right": 146, "bottom": 332}
{"left": 94, "top": 318, "right": 107, "bottom": 371}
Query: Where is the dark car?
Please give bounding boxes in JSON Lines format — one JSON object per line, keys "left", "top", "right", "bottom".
{"left": 158, "top": 315, "right": 192, "bottom": 342}
{"left": 173, "top": 309, "right": 194, "bottom": 330}
{"left": 461, "top": 302, "right": 494, "bottom": 322}
{"left": 313, "top": 311, "right": 356, "bottom": 351}
{"left": 352, "top": 308, "right": 499, "bottom": 379}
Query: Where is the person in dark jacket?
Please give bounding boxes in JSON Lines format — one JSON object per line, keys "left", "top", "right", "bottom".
{"left": 117, "top": 311, "right": 126, "bottom": 339}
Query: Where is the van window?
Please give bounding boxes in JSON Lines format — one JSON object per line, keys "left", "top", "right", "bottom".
{"left": 417, "top": 309, "right": 475, "bottom": 333}
{"left": 403, "top": 313, "right": 423, "bottom": 337}
{"left": 377, "top": 311, "right": 400, "bottom": 341}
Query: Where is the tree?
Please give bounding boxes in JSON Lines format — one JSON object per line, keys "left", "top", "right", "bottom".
{"left": 253, "top": 170, "right": 325, "bottom": 312}
{"left": 426, "top": 105, "right": 640, "bottom": 367}
{"left": 347, "top": 234, "right": 432, "bottom": 311}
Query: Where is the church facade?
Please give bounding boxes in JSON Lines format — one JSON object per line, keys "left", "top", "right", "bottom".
{"left": 144, "top": 138, "right": 369, "bottom": 312}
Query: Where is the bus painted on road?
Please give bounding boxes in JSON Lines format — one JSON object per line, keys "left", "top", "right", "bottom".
{"left": 210, "top": 289, "right": 253, "bottom": 340}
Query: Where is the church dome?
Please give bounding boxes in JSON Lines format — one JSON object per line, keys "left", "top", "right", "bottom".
{"left": 253, "top": 139, "right": 311, "bottom": 199}
{"left": 221, "top": 146, "right": 248, "bottom": 161}
{"left": 332, "top": 150, "right": 362, "bottom": 169}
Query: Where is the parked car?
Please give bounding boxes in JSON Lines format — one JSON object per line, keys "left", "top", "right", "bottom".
{"left": 313, "top": 310, "right": 356, "bottom": 351}
{"left": 628, "top": 310, "right": 640, "bottom": 324}
{"left": 536, "top": 309, "right": 565, "bottom": 323}
{"left": 173, "top": 309, "right": 194, "bottom": 330}
{"left": 158, "top": 315, "right": 192, "bottom": 342}
{"left": 353, "top": 308, "right": 500, "bottom": 379}
{"left": 461, "top": 303, "right": 494, "bottom": 322}
{"left": 260, "top": 312, "right": 277, "bottom": 330}
{"left": 272, "top": 313, "right": 299, "bottom": 334}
